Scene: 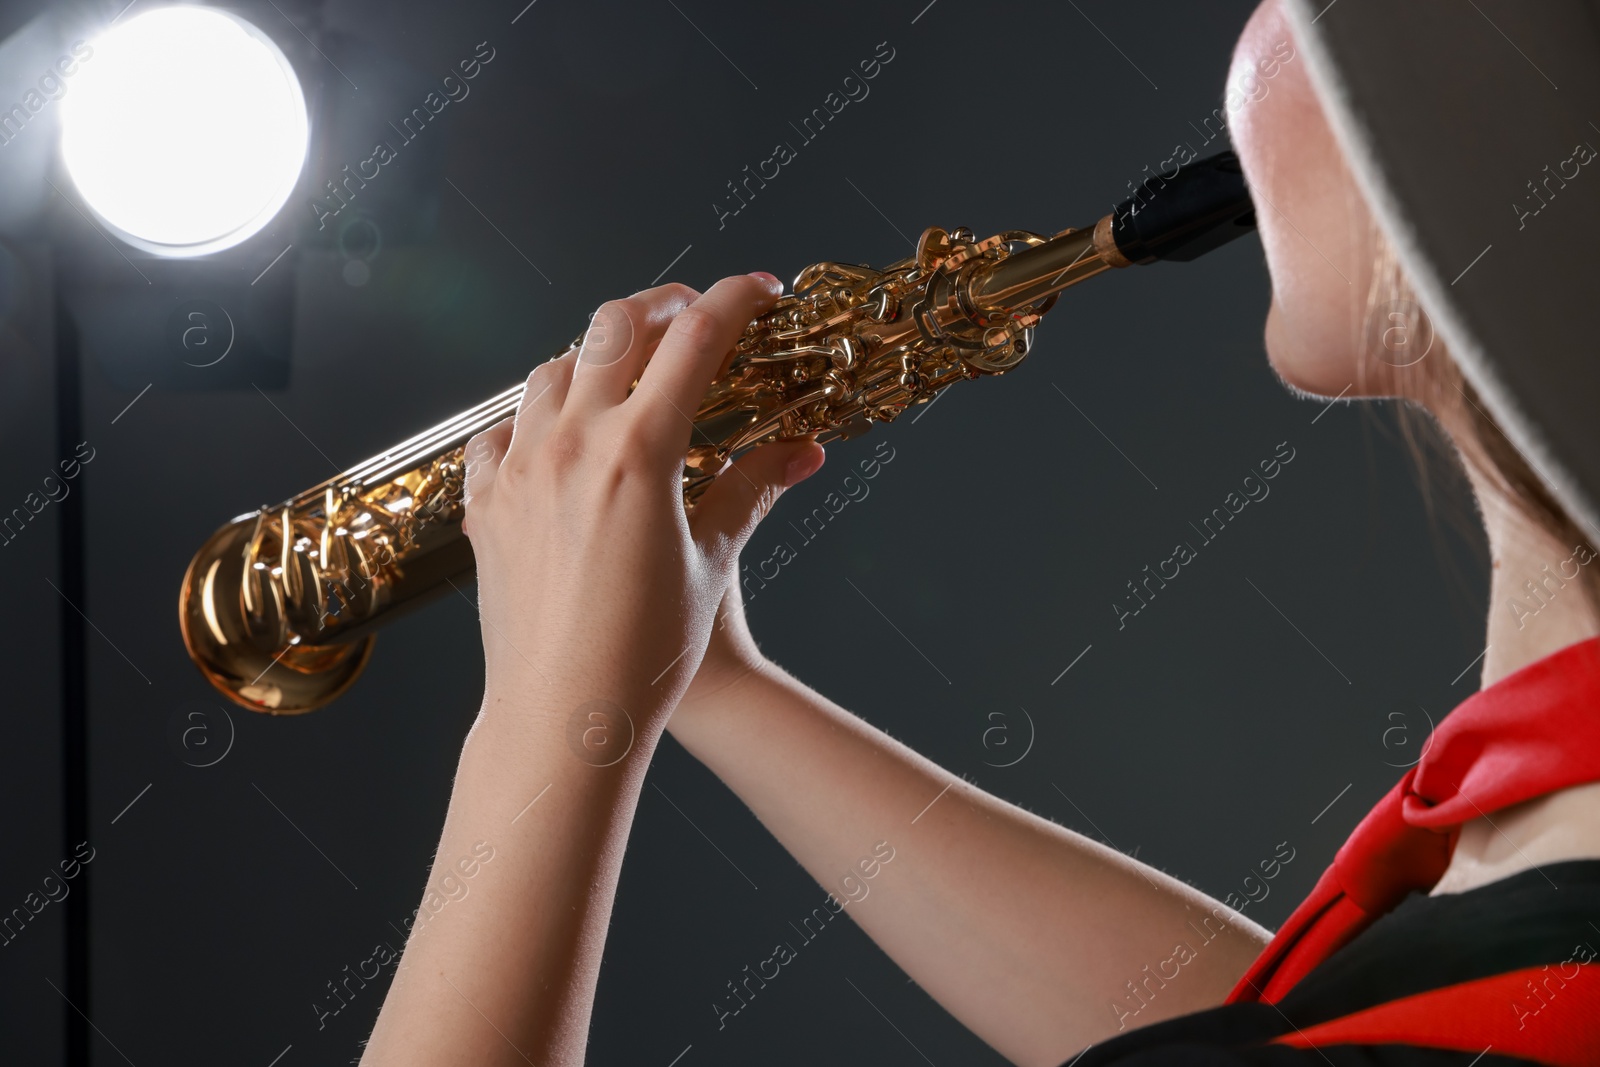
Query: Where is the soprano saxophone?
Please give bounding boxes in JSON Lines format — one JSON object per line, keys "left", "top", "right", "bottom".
{"left": 180, "top": 152, "right": 1255, "bottom": 713}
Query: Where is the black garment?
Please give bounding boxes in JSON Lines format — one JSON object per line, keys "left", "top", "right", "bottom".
{"left": 1060, "top": 860, "right": 1600, "bottom": 1066}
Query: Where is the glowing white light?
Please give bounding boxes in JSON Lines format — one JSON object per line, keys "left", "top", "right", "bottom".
{"left": 61, "top": 7, "right": 309, "bottom": 258}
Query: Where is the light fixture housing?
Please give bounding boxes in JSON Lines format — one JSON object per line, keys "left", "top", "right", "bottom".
{"left": 60, "top": 6, "right": 310, "bottom": 258}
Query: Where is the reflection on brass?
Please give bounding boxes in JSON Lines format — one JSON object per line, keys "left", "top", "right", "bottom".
{"left": 181, "top": 216, "right": 1133, "bottom": 713}
{"left": 1094, "top": 214, "right": 1134, "bottom": 269}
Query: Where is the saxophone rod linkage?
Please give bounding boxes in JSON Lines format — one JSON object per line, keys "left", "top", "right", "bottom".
{"left": 177, "top": 151, "right": 1256, "bottom": 715}
{"left": 295, "top": 153, "right": 1258, "bottom": 509}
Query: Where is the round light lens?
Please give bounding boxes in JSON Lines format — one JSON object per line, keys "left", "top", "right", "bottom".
{"left": 60, "top": 7, "right": 309, "bottom": 258}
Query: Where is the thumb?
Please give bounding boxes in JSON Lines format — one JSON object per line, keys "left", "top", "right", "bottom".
{"left": 691, "top": 437, "right": 826, "bottom": 566}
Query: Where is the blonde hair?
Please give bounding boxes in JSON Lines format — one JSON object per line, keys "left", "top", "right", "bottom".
{"left": 1361, "top": 227, "right": 1600, "bottom": 616}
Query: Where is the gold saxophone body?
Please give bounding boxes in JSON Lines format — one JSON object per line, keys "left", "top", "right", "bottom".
{"left": 180, "top": 152, "right": 1255, "bottom": 713}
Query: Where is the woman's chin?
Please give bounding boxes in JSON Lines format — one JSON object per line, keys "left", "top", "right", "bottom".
{"left": 1266, "top": 352, "right": 1360, "bottom": 400}
{"left": 1263, "top": 302, "right": 1364, "bottom": 400}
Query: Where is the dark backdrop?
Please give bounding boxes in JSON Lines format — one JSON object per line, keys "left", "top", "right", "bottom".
{"left": 0, "top": 0, "right": 1491, "bottom": 1064}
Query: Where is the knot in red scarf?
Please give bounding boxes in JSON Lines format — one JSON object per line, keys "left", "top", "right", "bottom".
{"left": 1229, "top": 635, "right": 1600, "bottom": 1004}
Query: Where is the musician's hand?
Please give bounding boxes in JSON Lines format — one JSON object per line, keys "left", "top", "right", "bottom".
{"left": 458, "top": 275, "right": 823, "bottom": 738}
{"left": 675, "top": 430, "right": 825, "bottom": 717}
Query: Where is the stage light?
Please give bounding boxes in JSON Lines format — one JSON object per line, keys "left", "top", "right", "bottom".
{"left": 60, "top": 7, "right": 308, "bottom": 258}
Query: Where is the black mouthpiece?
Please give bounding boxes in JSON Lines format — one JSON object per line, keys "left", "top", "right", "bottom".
{"left": 1111, "top": 150, "right": 1258, "bottom": 264}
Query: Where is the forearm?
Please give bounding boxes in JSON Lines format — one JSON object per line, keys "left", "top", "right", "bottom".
{"left": 358, "top": 272, "right": 817, "bottom": 1065}
{"left": 363, "top": 693, "right": 656, "bottom": 1067}
{"left": 668, "top": 663, "right": 1271, "bottom": 1067}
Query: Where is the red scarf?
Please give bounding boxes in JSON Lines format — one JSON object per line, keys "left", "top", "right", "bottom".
{"left": 1228, "top": 633, "right": 1600, "bottom": 1004}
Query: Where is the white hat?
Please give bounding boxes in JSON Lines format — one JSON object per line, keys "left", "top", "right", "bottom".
{"left": 1282, "top": 0, "right": 1600, "bottom": 540}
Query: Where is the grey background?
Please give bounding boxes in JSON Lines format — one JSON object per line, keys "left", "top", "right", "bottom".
{"left": 0, "top": 0, "right": 1491, "bottom": 1064}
